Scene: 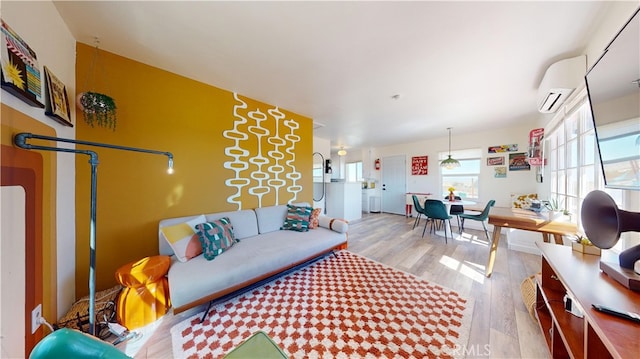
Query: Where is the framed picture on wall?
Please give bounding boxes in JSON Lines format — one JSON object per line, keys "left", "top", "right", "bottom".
{"left": 486, "top": 156, "right": 504, "bottom": 166}
{"left": 508, "top": 152, "right": 530, "bottom": 171}
{"left": 488, "top": 144, "right": 518, "bottom": 153}
{"left": 0, "top": 19, "right": 44, "bottom": 108}
{"left": 411, "top": 156, "right": 428, "bottom": 175}
{"left": 43, "top": 66, "right": 72, "bottom": 126}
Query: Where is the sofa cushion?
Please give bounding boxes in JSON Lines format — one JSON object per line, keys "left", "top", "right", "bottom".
{"left": 204, "top": 210, "right": 258, "bottom": 240}
{"left": 318, "top": 216, "right": 349, "bottom": 233}
{"left": 159, "top": 214, "right": 206, "bottom": 262}
{"left": 281, "top": 204, "right": 313, "bottom": 232}
{"left": 167, "top": 226, "right": 347, "bottom": 309}
{"left": 194, "top": 217, "right": 238, "bottom": 260}
{"left": 309, "top": 208, "right": 322, "bottom": 229}
{"left": 159, "top": 210, "right": 258, "bottom": 256}
{"left": 254, "top": 202, "right": 310, "bottom": 234}
{"left": 254, "top": 205, "right": 288, "bottom": 234}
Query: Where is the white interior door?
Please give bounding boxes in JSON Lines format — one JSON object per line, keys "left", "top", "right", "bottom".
{"left": 381, "top": 155, "right": 406, "bottom": 215}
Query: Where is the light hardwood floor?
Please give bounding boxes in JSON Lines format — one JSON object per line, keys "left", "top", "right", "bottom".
{"left": 120, "top": 213, "right": 549, "bottom": 358}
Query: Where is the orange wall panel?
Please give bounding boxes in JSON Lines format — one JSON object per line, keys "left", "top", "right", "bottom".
{"left": 1, "top": 104, "right": 57, "bottom": 354}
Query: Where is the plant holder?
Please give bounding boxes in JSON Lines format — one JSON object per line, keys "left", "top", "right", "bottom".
{"left": 79, "top": 38, "right": 118, "bottom": 131}
{"left": 78, "top": 92, "right": 117, "bottom": 130}
{"left": 571, "top": 242, "right": 601, "bottom": 256}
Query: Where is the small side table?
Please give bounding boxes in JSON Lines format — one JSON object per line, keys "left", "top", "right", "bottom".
{"left": 224, "top": 331, "right": 288, "bottom": 359}
{"left": 115, "top": 255, "right": 171, "bottom": 330}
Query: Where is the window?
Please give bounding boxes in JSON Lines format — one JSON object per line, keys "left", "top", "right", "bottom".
{"left": 345, "top": 161, "right": 363, "bottom": 182}
{"left": 439, "top": 149, "right": 481, "bottom": 199}
{"left": 548, "top": 100, "right": 623, "bottom": 230}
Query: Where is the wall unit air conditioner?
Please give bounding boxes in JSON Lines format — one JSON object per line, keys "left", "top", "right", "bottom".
{"left": 537, "top": 55, "right": 586, "bottom": 113}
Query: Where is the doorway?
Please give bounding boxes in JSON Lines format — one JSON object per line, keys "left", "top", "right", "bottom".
{"left": 381, "top": 155, "right": 406, "bottom": 215}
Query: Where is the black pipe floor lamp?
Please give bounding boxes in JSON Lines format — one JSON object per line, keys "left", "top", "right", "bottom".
{"left": 14, "top": 132, "right": 174, "bottom": 336}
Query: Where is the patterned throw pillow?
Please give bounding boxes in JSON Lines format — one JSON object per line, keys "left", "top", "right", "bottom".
{"left": 194, "top": 217, "right": 238, "bottom": 261}
{"left": 159, "top": 214, "right": 206, "bottom": 262}
{"left": 308, "top": 208, "right": 322, "bottom": 229}
{"left": 281, "top": 204, "right": 313, "bottom": 232}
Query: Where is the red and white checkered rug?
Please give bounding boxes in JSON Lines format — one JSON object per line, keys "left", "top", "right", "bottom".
{"left": 171, "top": 251, "right": 472, "bottom": 358}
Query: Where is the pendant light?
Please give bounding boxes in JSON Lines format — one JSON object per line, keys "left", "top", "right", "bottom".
{"left": 337, "top": 147, "right": 347, "bottom": 156}
{"left": 440, "top": 127, "right": 460, "bottom": 169}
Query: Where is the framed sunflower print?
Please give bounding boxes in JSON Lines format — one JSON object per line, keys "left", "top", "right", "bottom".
{"left": 0, "top": 19, "right": 44, "bottom": 108}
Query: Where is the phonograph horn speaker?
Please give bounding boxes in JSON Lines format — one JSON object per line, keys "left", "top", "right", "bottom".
{"left": 582, "top": 190, "right": 640, "bottom": 268}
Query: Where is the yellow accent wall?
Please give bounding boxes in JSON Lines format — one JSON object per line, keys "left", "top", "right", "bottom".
{"left": 75, "top": 43, "right": 313, "bottom": 296}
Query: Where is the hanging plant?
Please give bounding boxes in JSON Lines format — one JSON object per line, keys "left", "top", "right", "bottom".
{"left": 77, "top": 92, "right": 117, "bottom": 130}
{"left": 78, "top": 38, "right": 118, "bottom": 131}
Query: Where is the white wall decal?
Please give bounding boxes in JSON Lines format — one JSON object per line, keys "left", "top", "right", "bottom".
{"left": 223, "top": 93, "right": 302, "bottom": 209}
{"left": 223, "top": 93, "right": 250, "bottom": 209}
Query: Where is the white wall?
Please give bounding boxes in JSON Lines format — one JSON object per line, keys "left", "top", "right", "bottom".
{"left": 363, "top": 119, "right": 540, "bottom": 208}
{"left": 312, "top": 136, "right": 330, "bottom": 210}
{"left": 1, "top": 0, "right": 77, "bottom": 318}
{"left": 312, "top": 136, "right": 331, "bottom": 173}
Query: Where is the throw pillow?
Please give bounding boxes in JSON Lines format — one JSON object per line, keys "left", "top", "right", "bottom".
{"left": 308, "top": 208, "right": 322, "bottom": 229}
{"left": 194, "top": 217, "right": 238, "bottom": 261}
{"left": 159, "top": 214, "right": 206, "bottom": 262}
{"left": 318, "top": 216, "right": 349, "bottom": 233}
{"left": 281, "top": 204, "right": 312, "bottom": 232}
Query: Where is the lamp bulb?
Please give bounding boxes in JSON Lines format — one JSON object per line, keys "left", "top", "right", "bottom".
{"left": 167, "top": 158, "right": 174, "bottom": 174}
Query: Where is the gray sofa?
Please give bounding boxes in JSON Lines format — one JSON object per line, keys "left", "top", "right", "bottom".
{"left": 158, "top": 203, "right": 348, "bottom": 314}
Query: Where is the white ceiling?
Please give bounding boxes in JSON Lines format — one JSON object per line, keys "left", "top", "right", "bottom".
{"left": 53, "top": 1, "right": 612, "bottom": 153}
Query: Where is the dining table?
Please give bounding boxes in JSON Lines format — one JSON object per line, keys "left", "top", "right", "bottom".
{"left": 434, "top": 199, "right": 476, "bottom": 239}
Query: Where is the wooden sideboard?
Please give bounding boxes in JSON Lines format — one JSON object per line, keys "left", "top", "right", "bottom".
{"left": 535, "top": 242, "right": 640, "bottom": 358}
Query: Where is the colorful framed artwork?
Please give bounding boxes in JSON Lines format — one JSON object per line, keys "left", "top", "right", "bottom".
{"left": 509, "top": 152, "right": 530, "bottom": 171}
{"left": 0, "top": 19, "right": 44, "bottom": 108}
{"left": 486, "top": 156, "right": 504, "bottom": 166}
{"left": 43, "top": 66, "right": 72, "bottom": 126}
{"left": 411, "top": 156, "right": 428, "bottom": 175}
{"left": 494, "top": 167, "right": 507, "bottom": 178}
{"left": 488, "top": 144, "right": 518, "bottom": 153}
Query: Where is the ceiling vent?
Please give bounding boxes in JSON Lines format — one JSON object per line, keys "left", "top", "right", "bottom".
{"left": 537, "top": 55, "right": 586, "bottom": 113}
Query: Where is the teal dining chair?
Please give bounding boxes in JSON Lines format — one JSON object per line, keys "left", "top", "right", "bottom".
{"left": 458, "top": 200, "right": 496, "bottom": 240}
{"left": 412, "top": 195, "right": 428, "bottom": 229}
{"left": 422, "top": 199, "right": 452, "bottom": 243}
{"left": 445, "top": 195, "right": 464, "bottom": 228}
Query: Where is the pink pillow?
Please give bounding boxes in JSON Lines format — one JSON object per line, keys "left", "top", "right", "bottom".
{"left": 309, "top": 208, "right": 322, "bottom": 229}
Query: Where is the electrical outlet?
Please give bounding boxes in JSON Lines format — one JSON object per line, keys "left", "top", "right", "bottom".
{"left": 31, "top": 304, "right": 42, "bottom": 334}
